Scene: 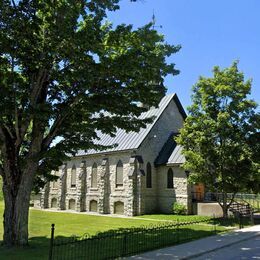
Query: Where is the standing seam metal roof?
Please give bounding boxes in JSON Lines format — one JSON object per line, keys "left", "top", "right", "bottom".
{"left": 167, "top": 144, "right": 185, "bottom": 165}
{"left": 76, "top": 93, "right": 177, "bottom": 156}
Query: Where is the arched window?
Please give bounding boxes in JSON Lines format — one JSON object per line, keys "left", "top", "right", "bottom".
{"left": 167, "top": 168, "right": 174, "bottom": 189}
{"left": 53, "top": 170, "right": 59, "bottom": 188}
{"left": 91, "top": 163, "right": 97, "bottom": 188}
{"left": 146, "top": 162, "right": 152, "bottom": 188}
{"left": 51, "top": 198, "right": 57, "bottom": 208}
{"left": 71, "top": 165, "right": 76, "bottom": 188}
{"left": 116, "top": 160, "right": 123, "bottom": 188}
{"left": 114, "top": 201, "right": 124, "bottom": 214}
{"left": 68, "top": 199, "right": 76, "bottom": 210}
{"left": 89, "top": 200, "right": 97, "bottom": 212}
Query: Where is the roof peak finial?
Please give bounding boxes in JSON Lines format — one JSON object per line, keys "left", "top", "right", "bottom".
{"left": 151, "top": 10, "right": 162, "bottom": 30}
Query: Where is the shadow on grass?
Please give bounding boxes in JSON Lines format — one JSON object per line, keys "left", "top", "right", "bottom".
{"left": 0, "top": 221, "right": 234, "bottom": 260}
{"left": 51, "top": 226, "right": 220, "bottom": 260}
{"left": 209, "top": 216, "right": 252, "bottom": 228}
{"left": 0, "top": 236, "right": 58, "bottom": 260}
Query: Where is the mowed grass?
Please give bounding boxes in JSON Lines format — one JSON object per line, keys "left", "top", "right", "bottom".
{"left": 137, "top": 214, "right": 211, "bottom": 222}
{"left": 0, "top": 201, "right": 159, "bottom": 260}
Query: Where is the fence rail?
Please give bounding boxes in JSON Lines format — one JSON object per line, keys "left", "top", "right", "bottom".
{"left": 49, "top": 216, "right": 247, "bottom": 260}
{"left": 193, "top": 192, "right": 260, "bottom": 211}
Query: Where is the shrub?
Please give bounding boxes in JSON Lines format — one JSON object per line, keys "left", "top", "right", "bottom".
{"left": 172, "top": 202, "right": 187, "bottom": 215}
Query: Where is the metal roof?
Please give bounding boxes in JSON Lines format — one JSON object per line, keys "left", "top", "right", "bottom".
{"left": 76, "top": 93, "right": 180, "bottom": 156}
{"left": 167, "top": 144, "right": 185, "bottom": 165}
{"left": 154, "top": 133, "right": 185, "bottom": 166}
{"left": 154, "top": 132, "right": 177, "bottom": 166}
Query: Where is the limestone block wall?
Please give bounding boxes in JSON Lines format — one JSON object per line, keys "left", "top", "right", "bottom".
{"left": 157, "top": 166, "right": 190, "bottom": 213}
{"left": 48, "top": 169, "right": 62, "bottom": 210}
{"left": 137, "top": 99, "right": 185, "bottom": 213}
{"left": 39, "top": 151, "right": 145, "bottom": 216}
{"left": 32, "top": 194, "right": 41, "bottom": 208}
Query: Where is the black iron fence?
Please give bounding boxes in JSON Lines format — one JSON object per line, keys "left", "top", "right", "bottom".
{"left": 48, "top": 216, "right": 248, "bottom": 260}
{"left": 233, "top": 193, "right": 260, "bottom": 211}
{"left": 192, "top": 192, "right": 260, "bottom": 211}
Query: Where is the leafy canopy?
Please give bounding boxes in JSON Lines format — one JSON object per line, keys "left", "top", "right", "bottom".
{"left": 0, "top": 0, "right": 180, "bottom": 190}
{"left": 177, "top": 62, "right": 259, "bottom": 195}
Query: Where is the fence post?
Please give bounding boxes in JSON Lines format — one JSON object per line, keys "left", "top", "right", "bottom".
{"left": 176, "top": 219, "right": 179, "bottom": 243}
{"left": 250, "top": 210, "right": 254, "bottom": 225}
{"left": 239, "top": 214, "right": 243, "bottom": 229}
{"left": 213, "top": 214, "right": 217, "bottom": 234}
{"left": 49, "top": 224, "right": 55, "bottom": 260}
{"left": 122, "top": 233, "right": 127, "bottom": 256}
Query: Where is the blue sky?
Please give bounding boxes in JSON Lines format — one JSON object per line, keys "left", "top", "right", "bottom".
{"left": 108, "top": 0, "right": 260, "bottom": 110}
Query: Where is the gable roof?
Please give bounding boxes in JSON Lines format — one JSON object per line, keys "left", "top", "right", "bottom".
{"left": 76, "top": 93, "right": 186, "bottom": 156}
{"left": 155, "top": 133, "right": 185, "bottom": 166}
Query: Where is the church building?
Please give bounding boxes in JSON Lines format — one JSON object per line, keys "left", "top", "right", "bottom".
{"left": 34, "top": 93, "right": 192, "bottom": 216}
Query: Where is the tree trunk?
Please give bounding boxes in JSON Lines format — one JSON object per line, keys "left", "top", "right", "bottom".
{"left": 2, "top": 171, "right": 34, "bottom": 247}
{"left": 220, "top": 192, "right": 229, "bottom": 219}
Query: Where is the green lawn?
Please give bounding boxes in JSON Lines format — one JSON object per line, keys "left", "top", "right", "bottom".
{"left": 0, "top": 201, "right": 235, "bottom": 260}
{"left": 0, "top": 201, "right": 160, "bottom": 260}
{"left": 137, "top": 214, "right": 211, "bottom": 222}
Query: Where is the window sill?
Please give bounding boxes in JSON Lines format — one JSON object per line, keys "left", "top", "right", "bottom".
{"left": 115, "top": 187, "right": 124, "bottom": 191}
{"left": 90, "top": 188, "right": 98, "bottom": 191}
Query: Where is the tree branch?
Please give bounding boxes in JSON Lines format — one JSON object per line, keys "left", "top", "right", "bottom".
{"left": 15, "top": 70, "right": 49, "bottom": 149}
{"left": 0, "top": 126, "right": 6, "bottom": 142}
{"left": 3, "top": 123, "right": 15, "bottom": 140}
{"left": 30, "top": 69, "right": 49, "bottom": 108}
{"left": 11, "top": 0, "right": 16, "bottom": 8}
{"left": 227, "top": 191, "right": 237, "bottom": 208}
{"left": 42, "top": 96, "right": 82, "bottom": 149}
{"left": 0, "top": 165, "right": 4, "bottom": 177}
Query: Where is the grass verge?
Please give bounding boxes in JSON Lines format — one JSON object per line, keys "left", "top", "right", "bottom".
{"left": 0, "top": 202, "right": 158, "bottom": 260}
{"left": 0, "top": 202, "right": 237, "bottom": 260}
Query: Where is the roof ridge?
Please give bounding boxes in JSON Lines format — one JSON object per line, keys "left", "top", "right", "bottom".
{"left": 76, "top": 93, "right": 181, "bottom": 157}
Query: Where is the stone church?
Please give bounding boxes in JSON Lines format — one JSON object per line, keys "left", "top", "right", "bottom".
{"left": 34, "top": 93, "right": 192, "bottom": 216}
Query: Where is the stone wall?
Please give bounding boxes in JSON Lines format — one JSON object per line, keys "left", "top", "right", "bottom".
{"left": 39, "top": 151, "right": 147, "bottom": 216}
{"left": 136, "top": 98, "right": 185, "bottom": 213}
{"left": 157, "top": 166, "right": 191, "bottom": 214}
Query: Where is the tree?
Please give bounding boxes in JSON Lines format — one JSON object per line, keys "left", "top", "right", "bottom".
{"left": 0, "top": 0, "right": 180, "bottom": 246}
{"left": 176, "top": 62, "right": 259, "bottom": 218}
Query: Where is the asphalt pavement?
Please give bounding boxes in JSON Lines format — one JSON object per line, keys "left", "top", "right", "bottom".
{"left": 193, "top": 235, "right": 260, "bottom": 259}
{"left": 128, "top": 225, "right": 260, "bottom": 260}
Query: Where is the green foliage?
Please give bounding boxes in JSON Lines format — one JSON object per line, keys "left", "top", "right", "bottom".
{"left": 172, "top": 202, "right": 187, "bottom": 215}
{"left": 0, "top": 0, "right": 180, "bottom": 246}
{"left": 177, "top": 62, "right": 260, "bottom": 206}
{"left": 0, "top": 1, "right": 180, "bottom": 189}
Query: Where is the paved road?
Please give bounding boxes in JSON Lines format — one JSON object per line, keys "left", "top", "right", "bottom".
{"left": 193, "top": 236, "right": 260, "bottom": 260}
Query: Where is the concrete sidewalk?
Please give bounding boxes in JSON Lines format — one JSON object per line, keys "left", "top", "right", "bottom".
{"left": 128, "top": 225, "right": 260, "bottom": 259}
